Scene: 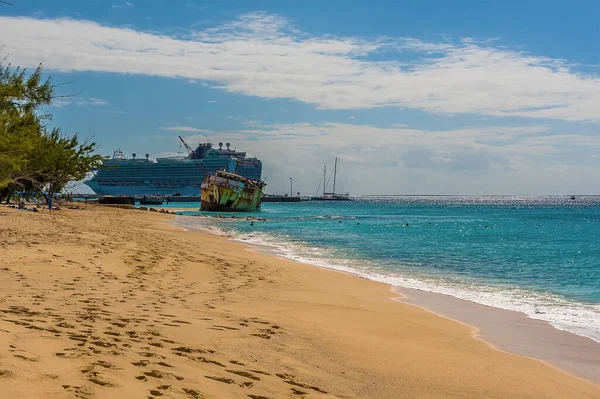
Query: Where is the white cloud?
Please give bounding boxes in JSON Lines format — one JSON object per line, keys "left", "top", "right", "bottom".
{"left": 207, "top": 100, "right": 217, "bottom": 103}
{"left": 160, "top": 126, "right": 212, "bottom": 133}
{"left": 51, "top": 96, "right": 109, "bottom": 107}
{"left": 227, "top": 122, "right": 554, "bottom": 149}
{"left": 112, "top": 2, "right": 132, "bottom": 9}
{"left": 1, "top": 13, "right": 600, "bottom": 121}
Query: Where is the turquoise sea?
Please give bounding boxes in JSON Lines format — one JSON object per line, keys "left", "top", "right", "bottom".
{"left": 174, "top": 196, "right": 600, "bottom": 343}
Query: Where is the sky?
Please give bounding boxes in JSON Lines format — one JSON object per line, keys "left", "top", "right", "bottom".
{"left": 1, "top": 0, "right": 600, "bottom": 195}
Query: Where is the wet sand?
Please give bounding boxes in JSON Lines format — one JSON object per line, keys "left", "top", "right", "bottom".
{"left": 396, "top": 287, "right": 600, "bottom": 384}
{"left": 0, "top": 205, "right": 599, "bottom": 398}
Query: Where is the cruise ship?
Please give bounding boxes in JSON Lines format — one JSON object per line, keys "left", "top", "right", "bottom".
{"left": 84, "top": 141, "right": 262, "bottom": 196}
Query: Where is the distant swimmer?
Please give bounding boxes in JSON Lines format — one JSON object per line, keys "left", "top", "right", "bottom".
{"left": 406, "top": 223, "right": 409, "bottom": 226}
{"left": 250, "top": 221, "right": 254, "bottom": 226}
{"left": 357, "top": 222, "right": 360, "bottom": 225}
{"left": 339, "top": 220, "right": 342, "bottom": 223}
{"left": 485, "top": 225, "right": 488, "bottom": 228}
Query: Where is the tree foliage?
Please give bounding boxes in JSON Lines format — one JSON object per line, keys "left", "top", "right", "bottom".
{"left": 0, "top": 63, "right": 104, "bottom": 200}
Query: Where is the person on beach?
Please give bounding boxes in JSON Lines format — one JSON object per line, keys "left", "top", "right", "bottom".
{"left": 46, "top": 194, "right": 53, "bottom": 212}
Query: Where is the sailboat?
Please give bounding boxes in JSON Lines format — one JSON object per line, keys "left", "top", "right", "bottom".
{"left": 311, "top": 157, "right": 351, "bottom": 201}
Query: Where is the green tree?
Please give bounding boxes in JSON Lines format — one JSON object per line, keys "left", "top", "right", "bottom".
{"left": 0, "top": 63, "right": 52, "bottom": 191}
{"left": 0, "top": 63, "right": 53, "bottom": 113}
{"left": 0, "top": 62, "right": 105, "bottom": 201}
{"left": 28, "top": 128, "right": 104, "bottom": 196}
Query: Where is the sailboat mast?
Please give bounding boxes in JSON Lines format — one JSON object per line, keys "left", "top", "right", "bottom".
{"left": 333, "top": 157, "right": 337, "bottom": 195}
{"left": 323, "top": 165, "right": 326, "bottom": 196}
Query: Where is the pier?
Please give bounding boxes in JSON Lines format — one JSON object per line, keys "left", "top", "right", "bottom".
{"left": 261, "top": 195, "right": 301, "bottom": 203}
{"left": 72, "top": 194, "right": 202, "bottom": 203}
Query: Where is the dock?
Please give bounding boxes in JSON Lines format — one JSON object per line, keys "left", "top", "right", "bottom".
{"left": 72, "top": 194, "right": 201, "bottom": 203}
{"left": 98, "top": 196, "right": 135, "bottom": 205}
{"left": 262, "top": 195, "right": 301, "bottom": 203}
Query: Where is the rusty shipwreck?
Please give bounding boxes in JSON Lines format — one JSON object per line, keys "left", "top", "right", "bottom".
{"left": 200, "top": 169, "right": 266, "bottom": 212}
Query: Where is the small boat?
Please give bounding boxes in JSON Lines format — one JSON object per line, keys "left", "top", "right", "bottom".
{"left": 200, "top": 170, "right": 265, "bottom": 212}
{"left": 570, "top": 196, "right": 576, "bottom": 200}
{"left": 321, "top": 192, "right": 351, "bottom": 201}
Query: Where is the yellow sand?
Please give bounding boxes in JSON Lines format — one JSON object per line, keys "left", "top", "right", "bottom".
{"left": 0, "top": 205, "right": 598, "bottom": 399}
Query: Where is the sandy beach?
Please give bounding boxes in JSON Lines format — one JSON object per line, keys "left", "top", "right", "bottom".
{"left": 1, "top": 205, "right": 599, "bottom": 398}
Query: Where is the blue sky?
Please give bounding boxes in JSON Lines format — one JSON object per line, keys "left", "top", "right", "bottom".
{"left": 1, "top": 0, "right": 600, "bottom": 195}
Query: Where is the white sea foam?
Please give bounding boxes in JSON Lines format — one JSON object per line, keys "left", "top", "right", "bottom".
{"left": 174, "top": 216, "right": 600, "bottom": 344}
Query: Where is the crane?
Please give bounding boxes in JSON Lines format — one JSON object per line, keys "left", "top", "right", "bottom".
{"left": 177, "top": 136, "right": 210, "bottom": 177}
{"left": 178, "top": 136, "right": 195, "bottom": 156}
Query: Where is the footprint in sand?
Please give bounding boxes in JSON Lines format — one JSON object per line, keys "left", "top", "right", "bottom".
{"left": 198, "top": 357, "right": 226, "bottom": 367}
{"left": 144, "top": 370, "right": 184, "bottom": 381}
{"left": 81, "top": 365, "right": 117, "bottom": 387}
{"left": 274, "top": 373, "right": 328, "bottom": 394}
{"left": 182, "top": 388, "right": 203, "bottom": 398}
{"left": 226, "top": 370, "right": 260, "bottom": 381}
{"left": 94, "top": 360, "right": 121, "bottom": 370}
{"left": 62, "top": 384, "right": 95, "bottom": 398}
{"left": 249, "top": 369, "right": 271, "bottom": 376}
{"left": 205, "top": 375, "right": 234, "bottom": 384}
{"left": 250, "top": 333, "right": 271, "bottom": 340}
{"left": 132, "top": 360, "right": 149, "bottom": 367}
{"left": 13, "top": 353, "right": 39, "bottom": 362}
{"left": 213, "top": 325, "right": 240, "bottom": 331}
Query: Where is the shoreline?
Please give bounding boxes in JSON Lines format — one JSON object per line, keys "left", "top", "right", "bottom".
{"left": 1, "top": 205, "right": 599, "bottom": 398}
{"left": 396, "top": 287, "right": 600, "bottom": 384}
{"left": 173, "top": 214, "right": 600, "bottom": 384}
{"left": 173, "top": 213, "right": 600, "bottom": 346}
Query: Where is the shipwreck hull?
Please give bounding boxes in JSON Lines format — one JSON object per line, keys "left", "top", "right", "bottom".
{"left": 200, "top": 172, "right": 263, "bottom": 212}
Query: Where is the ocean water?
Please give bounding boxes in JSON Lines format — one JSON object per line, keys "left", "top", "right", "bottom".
{"left": 174, "top": 196, "right": 600, "bottom": 343}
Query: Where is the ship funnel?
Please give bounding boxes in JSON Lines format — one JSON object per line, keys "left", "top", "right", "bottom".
{"left": 218, "top": 142, "right": 223, "bottom": 149}
{"left": 226, "top": 143, "right": 231, "bottom": 149}
{"left": 145, "top": 153, "right": 150, "bottom": 159}
{"left": 132, "top": 153, "right": 136, "bottom": 159}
